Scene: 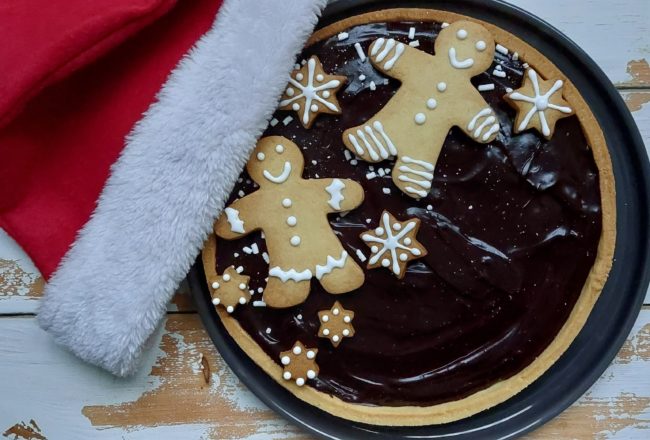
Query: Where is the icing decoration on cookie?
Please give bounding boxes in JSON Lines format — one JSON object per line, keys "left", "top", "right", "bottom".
{"left": 342, "top": 21, "right": 500, "bottom": 199}
{"left": 214, "top": 136, "right": 365, "bottom": 308}
{"left": 318, "top": 301, "right": 355, "bottom": 347}
{"left": 361, "top": 211, "right": 427, "bottom": 278}
{"left": 209, "top": 266, "right": 251, "bottom": 313}
{"left": 279, "top": 56, "right": 346, "bottom": 128}
{"left": 279, "top": 341, "right": 319, "bottom": 386}
{"left": 504, "top": 68, "right": 574, "bottom": 139}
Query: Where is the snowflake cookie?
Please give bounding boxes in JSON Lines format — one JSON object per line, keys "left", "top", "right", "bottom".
{"left": 209, "top": 266, "right": 251, "bottom": 313}
{"left": 279, "top": 341, "right": 319, "bottom": 386}
{"left": 317, "top": 301, "right": 355, "bottom": 347}
{"left": 504, "top": 68, "right": 574, "bottom": 139}
{"left": 279, "top": 56, "right": 346, "bottom": 128}
{"left": 361, "top": 211, "right": 428, "bottom": 278}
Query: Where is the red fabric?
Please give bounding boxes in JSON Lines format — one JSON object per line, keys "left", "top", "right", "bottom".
{"left": 0, "top": 0, "right": 223, "bottom": 278}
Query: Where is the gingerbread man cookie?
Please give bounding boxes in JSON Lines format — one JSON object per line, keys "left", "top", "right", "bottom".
{"left": 214, "top": 136, "right": 365, "bottom": 308}
{"left": 342, "top": 21, "right": 500, "bottom": 199}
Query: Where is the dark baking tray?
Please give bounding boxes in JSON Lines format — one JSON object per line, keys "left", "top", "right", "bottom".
{"left": 188, "top": 0, "right": 650, "bottom": 438}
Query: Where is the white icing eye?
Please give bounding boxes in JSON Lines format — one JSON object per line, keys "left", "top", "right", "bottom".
{"left": 476, "top": 40, "right": 487, "bottom": 51}
{"left": 316, "top": 74, "right": 324, "bottom": 81}
{"left": 296, "top": 73, "right": 304, "bottom": 81}
{"left": 292, "top": 103, "right": 300, "bottom": 111}
{"left": 256, "top": 152, "right": 265, "bottom": 161}
{"left": 437, "top": 82, "right": 447, "bottom": 92}
{"left": 286, "top": 87, "right": 295, "bottom": 96}
{"left": 293, "top": 345, "right": 302, "bottom": 355}
{"left": 275, "top": 144, "right": 284, "bottom": 153}
{"left": 426, "top": 98, "right": 437, "bottom": 109}
{"left": 414, "top": 113, "right": 426, "bottom": 125}
{"left": 457, "top": 29, "right": 468, "bottom": 40}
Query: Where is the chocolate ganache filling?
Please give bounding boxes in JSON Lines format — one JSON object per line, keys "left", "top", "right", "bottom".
{"left": 212, "top": 21, "right": 602, "bottom": 406}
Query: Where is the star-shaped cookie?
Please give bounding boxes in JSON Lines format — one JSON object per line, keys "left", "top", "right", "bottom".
{"left": 209, "top": 266, "right": 251, "bottom": 313}
{"left": 504, "top": 68, "right": 574, "bottom": 139}
{"left": 361, "top": 211, "right": 428, "bottom": 278}
{"left": 279, "top": 341, "right": 319, "bottom": 386}
{"left": 317, "top": 301, "right": 355, "bottom": 347}
{"left": 278, "top": 56, "right": 346, "bottom": 128}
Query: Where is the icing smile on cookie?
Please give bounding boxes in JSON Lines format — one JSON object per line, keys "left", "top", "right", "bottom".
{"left": 448, "top": 47, "right": 474, "bottom": 69}
{"left": 263, "top": 161, "right": 292, "bottom": 183}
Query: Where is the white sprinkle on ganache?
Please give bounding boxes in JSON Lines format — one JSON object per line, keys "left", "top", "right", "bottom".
{"left": 356, "top": 249, "right": 367, "bottom": 262}
{"left": 409, "top": 40, "right": 420, "bottom": 47}
{"left": 338, "top": 32, "right": 349, "bottom": 41}
{"left": 496, "top": 44, "right": 509, "bottom": 55}
{"left": 478, "top": 83, "right": 495, "bottom": 91}
{"left": 408, "top": 27, "right": 416, "bottom": 39}
{"left": 282, "top": 115, "right": 293, "bottom": 126}
{"left": 354, "top": 42, "right": 366, "bottom": 61}
{"left": 369, "top": 81, "right": 376, "bottom": 91}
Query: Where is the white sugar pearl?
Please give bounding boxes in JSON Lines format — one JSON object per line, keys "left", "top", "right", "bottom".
{"left": 342, "top": 329, "right": 350, "bottom": 336}
{"left": 307, "top": 350, "right": 315, "bottom": 359}
{"left": 212, "top": 298, "right": 220, "bottom": 305}
{"left": 223, "top": 274, "right": 231, "bottom": 281}
{"left": 371, "top": 246, "right": 379, "bottom": 253}
{"left": 322, "top": 90, "right": 331, "bottom": 98}
{"left": 404, "top": 237, "right": 412, "bottom": 245}
{"left": 399, "top": 254, "right": 408, "bottom": 261}
{"left": 310, "top": 104, "right": 318, "bottom": 112}
{"left": 275, "top": 144, "right": 284, "bottom": 153}
{"left": 226, "top": 306, "right": 234, "bottom": 313}
{"left": 296, "top": 378, "right": 305, "bottom": 386}
{"left": 323, "top": 328, "right": 330, "bottom": 335}
{"left": 211, "top": 282, "right": 220, "bottom": 289}
{"left": 437, "top": 82, "right": 447, "bottom": 92}
{"left": 382, "top": 259, "right": 390, "bottom": 267}
{"left": 375, "top": 227, "right": 384, "bottom": 235}
{"left": 414, "top": 113, "right": 426, "bottom": 125}
{"left": 282, "top": 198, "right": 292, "bottom": 208}
{"left": 292, "top": 103, "right": 300, "bottom": 111}
{"left": 296, "top": 73, "right": 304, "bottom": 81}
{"left": 256, "top": 152, "right": 265, "bottom": 161}
{"left": 343, "top": 316, "right": 351, "bottom": 323}
{"left": 427, "top": 98, "right": 437, "bottom": 109}
{"left": 307, "top": 370, "right": 316, "bottom": 379}
{"left": 457, "top": 29, "right": 468, "bottom": 40}
{"left": 332, "top": 335, "right": 340, "bottom": 342}
{"left": 476, "top": 40, "right": 486, "bottom": 51}
{"left": 393, "top": 223, "right": 402, "bottom": 231}
{"left": 283, "top": 371, "right": 292, "bottom": 380}
{"left": 281, "top": 355, "right": 291, "bottom": 365}
{"left": 287, "top": 216, "right": 297, "bottom": 226}
{"left": 290, "top": 236, "right": 301, "bottom": 246}
{"left": 333, "top": 308, "right": 340, "bottom": 315}
{"left": 316, "top": 74, "right": 324, "bottom": 81}
{"left": 322, "top": 315, "right": 329, "bottom": 322}
{"left": 293, "top": 345, "right": 302, "bottom": 355}
{"left": 239, "top": 296, "right": 247, "bottom": 304}
{"left": 239, "top": 283, "right": 246, "bottom": 290}
{"left": 286, "top": 87, "right": 295, "bottom": 96}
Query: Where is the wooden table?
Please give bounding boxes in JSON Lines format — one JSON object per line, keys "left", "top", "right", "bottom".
{"left": 1, "top": 1, "right": 648, "bottom": 438}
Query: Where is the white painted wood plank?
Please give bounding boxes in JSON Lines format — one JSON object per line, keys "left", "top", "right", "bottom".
{"left": 508, "top": 0, "right": 650, "bottom": 86}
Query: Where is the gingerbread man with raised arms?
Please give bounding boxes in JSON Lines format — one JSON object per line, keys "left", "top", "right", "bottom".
{"left": 343, "top": 21, "right": 500, "bottom": 199}
{"left": 215, "top": 136, "right": 365, "bottom": 308}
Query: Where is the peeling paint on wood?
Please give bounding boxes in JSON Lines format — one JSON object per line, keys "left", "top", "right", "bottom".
{"left": 623, "top": 59, "right": 650, "bottom": 88}
{"left": 0, "top": 259, "right": 43, "bottom": 299}
{"left": 2, "top": 420, "right": 46, "bottom": 440}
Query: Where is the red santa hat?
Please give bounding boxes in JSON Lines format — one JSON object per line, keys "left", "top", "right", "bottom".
{"left": 0, "top": 0, "right": 327, "bottom": 375}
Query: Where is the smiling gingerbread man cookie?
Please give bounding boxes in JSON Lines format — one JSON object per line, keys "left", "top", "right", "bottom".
{"left": 342, "top": 21, "right": 501, "bottom": 199}
{"left": 215, "top": 136, "right": 365, "bottom": 308}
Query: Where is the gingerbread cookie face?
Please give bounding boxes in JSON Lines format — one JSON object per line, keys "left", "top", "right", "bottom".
{"left": 204, "top": 9, "right": 614, "bottom": 428}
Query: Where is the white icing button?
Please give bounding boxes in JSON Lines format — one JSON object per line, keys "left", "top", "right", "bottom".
{"left": 310, "top": 104, "right": 318, "bottom": 112}
{"left": 212, "top": 298, "right": 220, "bottom": 305}
{"left": 476, "top": 40, "right": 487, "bottom": 51}
{"left": 437, "top": 82, "right": 447, "bottom": 92}
{"left": 457, "top": 29, "right": 468, "bottom": 40}
{"left": 426, "top": 98, "right": 437, "bottom": 109}
{"left": 290, "top": 235, "right": 301, "bottom": 246}
{"left": 322, "top": 315, "right": 329, "bottom": 322}
{"left": 281, "top": 355, "right": 291, "bottom": 365}
{"left": 382, "top": 259, "right": 390, "bottom": 267}
{"left": 342, "top": 329, "right": 350, "bottom": 336}
{"left": 333, "top": 308, "right": 340, "bottom": 316}
{"left": 286, "top": 87, "right": 294, "bottom": 96}
{"left": 375, "top": 227, "right": 384, "bottom": 235}
{"left": 211, "top": 282, "right": 220, "bottom": 289}
{"left": 226, "top": 306, "right": 234, "bottom": 313}
{"left": 238, "top": 283, "right": 246, "bottom": 290}
{"left": 307, "top": 369, "right": 316, "bottom": 379}
{"left": 404, "top": 237, "right": 412, "bottom": 245}
{"left": 256, "top": 152, "right": 265, "bottom": 161}
{"left": 393, "top": 223, "right": 402, "bottom": 231}
{"left": 412, "top": 248, "right": 422, "bottom": 256}
{"left": 287, "top": 216, "right": 297, "bottom": 226}
{"left": 316, "top": 74, "right": 324, "bottom": 81}
{"left": 296, "top": 73, "right": 304, "bottom": 81}
{"left": 414, "top": 113, "right": 426, "bottom": 125}
{"left": 283, "top": 371, "right": 292, "bottom": 380}
{"left": 292, "top": 103, "right": 300, "bottom": 111}
{"left": 343, "top": 316, "right": 351, "bottom": 323}
{"left": 223, "top": 274, "right": 231, "bottom": 281}
{"left": 239, "top": 296, "right": 247, "bottom": 304}
{"left": 332, "top": 335, "right": 340, "bottom": 342}
{"left": 293, "top": 345, "right": 302, "bottom": 355}
{"left": 322, "top": 90, "right": 331, "bottom": 98}
{"left": 282, "top": 198, "right": 292, "bottom": 208}
{"left": 371, "top": 245, "right": 379, "bottom": 253}
{"left": 296, "top": 378, "right": 305, "bottom": 386}
{"left": 323, "top": 328, "right": 330, "bottom": 335}
{"left": 399, "top": 253, "right": 408, "bottom": 261}
{"left": 275, "top": 144, "right": 284, "bottom": 153}
{"left": 307, "top": 350, "right": 315, "bottom": 359}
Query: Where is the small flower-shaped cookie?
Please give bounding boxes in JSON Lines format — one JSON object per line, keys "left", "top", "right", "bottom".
{"left": 209, "top": 266, "right": 251, "bottom": 313}
{"left": 279, "top": 341, "right": 319, "bottom": 386}
{"left": 361, "top": 211, "right": 427, "bottom": 278}
{"left": 318, "top": 301, "right": 355, "bottom": 347}
{"left": 278, "top": 56, "right": 346, "bottom": 128}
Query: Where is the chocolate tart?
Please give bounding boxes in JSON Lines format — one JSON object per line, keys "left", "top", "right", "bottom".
{"left": 200, "top": 8, "right": 616, "bottom": 427}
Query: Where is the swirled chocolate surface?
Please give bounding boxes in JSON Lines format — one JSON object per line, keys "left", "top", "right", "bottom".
{"left": 211, "top": 21, "right": 602, "bottom": 406}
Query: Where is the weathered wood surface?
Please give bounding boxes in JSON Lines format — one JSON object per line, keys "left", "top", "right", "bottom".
{"left": 1, "top": 0, "right": 649, "bottom": 438}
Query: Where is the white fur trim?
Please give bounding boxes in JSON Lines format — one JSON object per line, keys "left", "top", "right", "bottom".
{"left": 37, "top": 0, "right": 327, "bottom": 376}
